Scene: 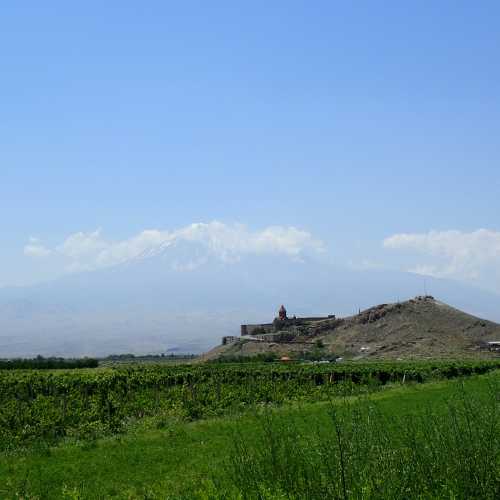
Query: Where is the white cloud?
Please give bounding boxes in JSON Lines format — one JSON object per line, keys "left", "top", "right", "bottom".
{"left": 24, "top": 221, "right": 325, "bottom": 272}
{"left": 57, "top": 229, "right": 108, "bottom": 259}
{"left": 23, "top": 238, "right": 52, "bottom": 258}
{"left": 383, "top": 229, "right": 500, "bottom": 287}
{"left": 174, "top": 222, "right": 324, "bottom": 259}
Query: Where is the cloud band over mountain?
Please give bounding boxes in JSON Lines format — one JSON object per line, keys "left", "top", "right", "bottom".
{"left": 384, "top": 229, "right": 500, "bottom": 292}
{"left": 23, "top": 222, "right": 325, "bottom": 273}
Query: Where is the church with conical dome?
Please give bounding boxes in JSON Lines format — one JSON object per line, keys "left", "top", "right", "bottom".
{"left": 278, "top": 305, "right": 287, "bottom": 320}
{"left": 233, "top": 305, "right": 336, "bottom": 343}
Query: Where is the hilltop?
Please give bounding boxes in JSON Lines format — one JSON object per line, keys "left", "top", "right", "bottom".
{"left": 203, "top": 297, "right": 500, "bottom": 360}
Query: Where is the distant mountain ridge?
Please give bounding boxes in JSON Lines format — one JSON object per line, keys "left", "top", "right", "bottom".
{"left": 1, "top": 241, "right": 500, "bottom": 358}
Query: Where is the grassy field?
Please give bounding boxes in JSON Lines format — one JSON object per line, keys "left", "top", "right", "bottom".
{"left": 0, "top": 368, "right": 498, "bottom": 499}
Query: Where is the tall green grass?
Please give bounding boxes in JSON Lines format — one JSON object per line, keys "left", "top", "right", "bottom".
{"left": 218, "top": 378, "right": 499, "bottom": 499}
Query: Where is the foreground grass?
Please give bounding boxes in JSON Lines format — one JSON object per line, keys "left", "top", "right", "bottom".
{"left": 0, "top": 372, "right": 498, "bottom": 499}
{"left": 223, "top": 378, "right": 499, "bottom": 499}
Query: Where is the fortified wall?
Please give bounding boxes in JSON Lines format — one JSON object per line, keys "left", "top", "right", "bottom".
{"left": 222, "top": 305, "right": 338, "bottom": 345}
{"left": 241, "top": 316, "right": 337, "bottom": 336}
{"left": 222, "top": 297, "right": 440, "bottom": 346}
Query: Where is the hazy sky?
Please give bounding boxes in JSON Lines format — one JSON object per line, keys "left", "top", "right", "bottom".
{"left": 2, "top": 2, "right": 500, "bottom": 292}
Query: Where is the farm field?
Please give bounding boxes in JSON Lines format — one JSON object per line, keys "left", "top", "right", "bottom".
{"left": 0, "top": 361, "right": 499, "bottom": 499}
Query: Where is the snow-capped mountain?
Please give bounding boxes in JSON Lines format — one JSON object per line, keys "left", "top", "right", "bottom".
{"left": 1, "top": 241, "right": 499, "bottom": 358}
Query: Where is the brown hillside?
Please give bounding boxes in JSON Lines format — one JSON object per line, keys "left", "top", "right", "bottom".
{"left": 203, "top": 297, "right": 500, "bottom": 360}
{"left": 320, "top": 296, "right": 500, "bottom": 359}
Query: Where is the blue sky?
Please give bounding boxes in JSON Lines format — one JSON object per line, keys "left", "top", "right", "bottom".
{"left": 2, "top": 1, "right": 500, "bottom": 291}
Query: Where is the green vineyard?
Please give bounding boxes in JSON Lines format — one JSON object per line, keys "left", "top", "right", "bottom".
{"left": 1, "top": 359, "right": 499, "bottom": 450}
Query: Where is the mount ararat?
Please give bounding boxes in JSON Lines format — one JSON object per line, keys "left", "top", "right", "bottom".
{"left": 1, "top": 238, "right": 499, "bottom": 357}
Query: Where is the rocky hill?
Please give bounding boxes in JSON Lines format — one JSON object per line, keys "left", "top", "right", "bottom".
{"left": 203, "top": 297, "right": 500, "bottom": 360}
